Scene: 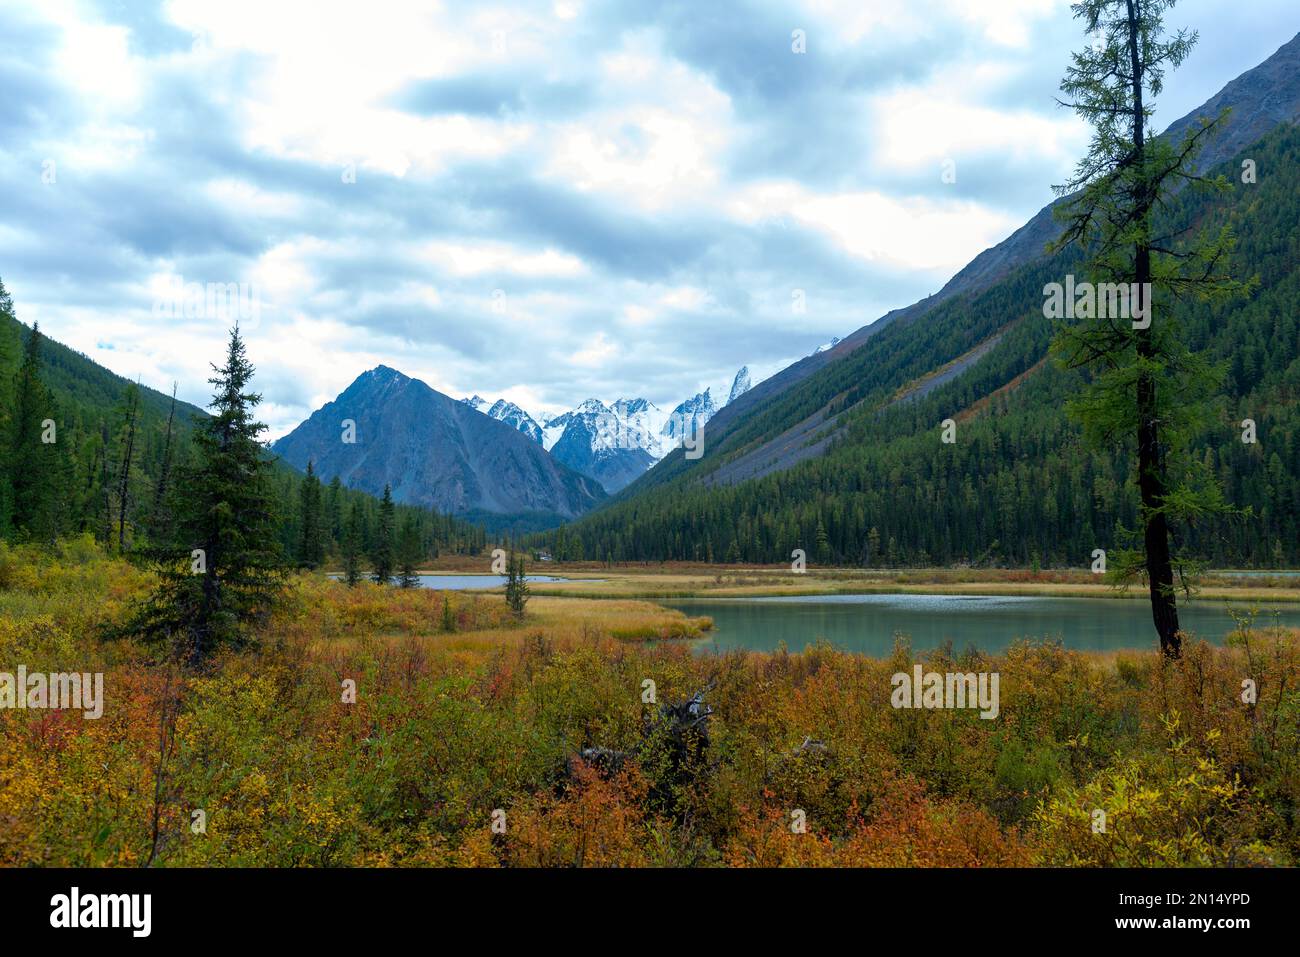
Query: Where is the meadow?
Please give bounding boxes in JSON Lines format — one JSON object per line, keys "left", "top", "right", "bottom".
{"left": 2, "top": 537, "right": 1297, "bottom": 867}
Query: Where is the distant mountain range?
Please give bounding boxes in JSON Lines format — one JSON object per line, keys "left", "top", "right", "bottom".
{"left": 272, "top": 363, "right": 752, "bottom": 525}
{"left": 453, "top": 366, "right": 751, "bottom": 493}
{"left": 272, "top": 366, "right": 605, "bottom": 523}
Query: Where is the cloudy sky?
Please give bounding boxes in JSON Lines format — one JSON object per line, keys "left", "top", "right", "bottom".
{"left": 2, "top": 0, "right": 1297, "bottom": 437}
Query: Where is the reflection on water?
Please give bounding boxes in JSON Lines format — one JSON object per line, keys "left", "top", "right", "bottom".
{"left": 664, "top": 593, "right": 1300, "bottom": 656}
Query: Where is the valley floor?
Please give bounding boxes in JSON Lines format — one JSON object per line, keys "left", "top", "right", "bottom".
{"left": 2, "top": 540, "right": 1297, "bottom": 867}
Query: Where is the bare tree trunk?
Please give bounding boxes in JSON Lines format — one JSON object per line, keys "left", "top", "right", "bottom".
{"left": 145, "top": 662, "right": 181, "bottom": 867}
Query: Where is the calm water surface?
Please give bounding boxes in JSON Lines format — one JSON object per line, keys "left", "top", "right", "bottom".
{"left": 415, "top": 574, "right": 577, "bottom": 590}
{"left": 664, "top": 593, "right": 1300, "bottom": 656}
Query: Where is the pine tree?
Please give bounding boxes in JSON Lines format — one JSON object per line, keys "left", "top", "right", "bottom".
{"left": 1050, "top": 0, "right": 1252, "bottom": 656}
{"left": 6, "top": 323, "right": 66, "bottom": 544}
{"left": 440, "top": 592, "right": 455, "bottom": 632}
{"left": 371, "top": 484, "right": 396, "bottom": 585}
{"left": 342, "top": 500, "right": 364, "bottom": 586}
{"left": 504, "top": 549, "right": 529, "bottom": 619}
{"left": 125, "top": 326, "right": 285, "bottom": 665}
{"left": 297, "top": 460, "right": 326, "bottom": 569}
{"left": 0, "top": 284, "right": 19, "bottom": 536}
{"left": 326, "top": 475, "right": 343, "bottom": 550}
{"left": 397, "top": 514, "right": 421, "bottom": 588}
{"left": 815, "top": 518, "right": 831, "bottom": 564}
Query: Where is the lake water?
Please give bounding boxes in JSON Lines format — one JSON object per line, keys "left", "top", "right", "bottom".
{"left": 415, "top": 574, "right": 574, "bottom": 590}
{"left": 664, "top": 593, "right": 1300, "bottom": 656}
{"left": 329, "top": 573, "right": 578, "bottom": 589}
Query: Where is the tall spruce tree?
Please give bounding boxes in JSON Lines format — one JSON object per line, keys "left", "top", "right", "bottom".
{"left": 371, "top": 484, "right": 396, "bottom": 585}
{"left": 326, "top": 475, "right": 343, "bottom": 550}
{"left": 342, "top": 500, "right": 364, "bottom": 586}
{"left": 126, "top": 326, "right": 285, "bottom": 665}
{"left": 397, "top": 514, "right": 421, "bottom": 588}
{"left": 7, "top": 323, "right": 67, "bottom": 544}
{"left": 1050, "top": 0, "right": 1251, "bottom": 657}
{"left": 504, "top": 548, "right": 528, "bottom": 619}
{"left": 0, "top": 281, "right": 18, "bottom": 536}
{"left": 297, "top": 459, "right": 326, "bottom": 569}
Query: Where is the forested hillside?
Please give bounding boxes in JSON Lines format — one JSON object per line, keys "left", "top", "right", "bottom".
{"left": 542, "top": 125, "right": 1300, "bottom": 568}
{"left": 0, "top": 285, "right": 487, "bottom": 564}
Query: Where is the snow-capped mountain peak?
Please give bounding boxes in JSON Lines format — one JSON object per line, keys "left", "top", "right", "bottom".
{"left": 727, "top": 366, "right": 751, "bottom": 405}
{"left": 662, "top": 388, "right": 718, "bottom": 444}
{"left": 460, "top": 366, "right": 758, "bottom": 492}
{"left": 576, "top": 397, "right": 611, "bottom": 415}
{"left": 485, "top": 399, "right": 544, "bottom": 444}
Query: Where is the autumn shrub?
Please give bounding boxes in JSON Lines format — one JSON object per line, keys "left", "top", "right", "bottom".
{"left": 2, "top": 548, "right": 1298, "bottom": 867}
{"left": 1028, "top": 714, "right": 1281, "bottom": 866}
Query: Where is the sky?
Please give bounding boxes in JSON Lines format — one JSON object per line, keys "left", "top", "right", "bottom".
{"left": 1, "top": 0, "right": 1297, "bottom": 438}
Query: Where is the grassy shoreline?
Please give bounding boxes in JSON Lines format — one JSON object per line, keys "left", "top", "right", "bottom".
{"left": 403, "top": 560, "right": 1300, "bottom": 604}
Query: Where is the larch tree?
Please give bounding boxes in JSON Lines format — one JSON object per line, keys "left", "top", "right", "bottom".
{"left": 1049, "top": 0, "right": 1253, "bottom": 657}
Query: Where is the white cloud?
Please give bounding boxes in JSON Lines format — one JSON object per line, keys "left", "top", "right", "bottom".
{"left": 2, "top": 0, "right": 1283, "bottom": 441}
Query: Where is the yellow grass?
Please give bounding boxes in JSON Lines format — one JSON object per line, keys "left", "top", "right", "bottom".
{"left": 495, "top": 563, "right": 1300, "bottom": 603}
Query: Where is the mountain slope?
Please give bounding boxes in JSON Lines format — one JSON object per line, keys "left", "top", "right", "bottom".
{"left": 545, "top": 35, "right": 1300, "bottom": 567}
{"left": 273, "top": 366, "right": 605, "bottom": 519}
{"left": 2, "top": 311, "right": 208, "bottom": 438}
{"left": 605, "top": 32, "right": 1300, "bottom": 510}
